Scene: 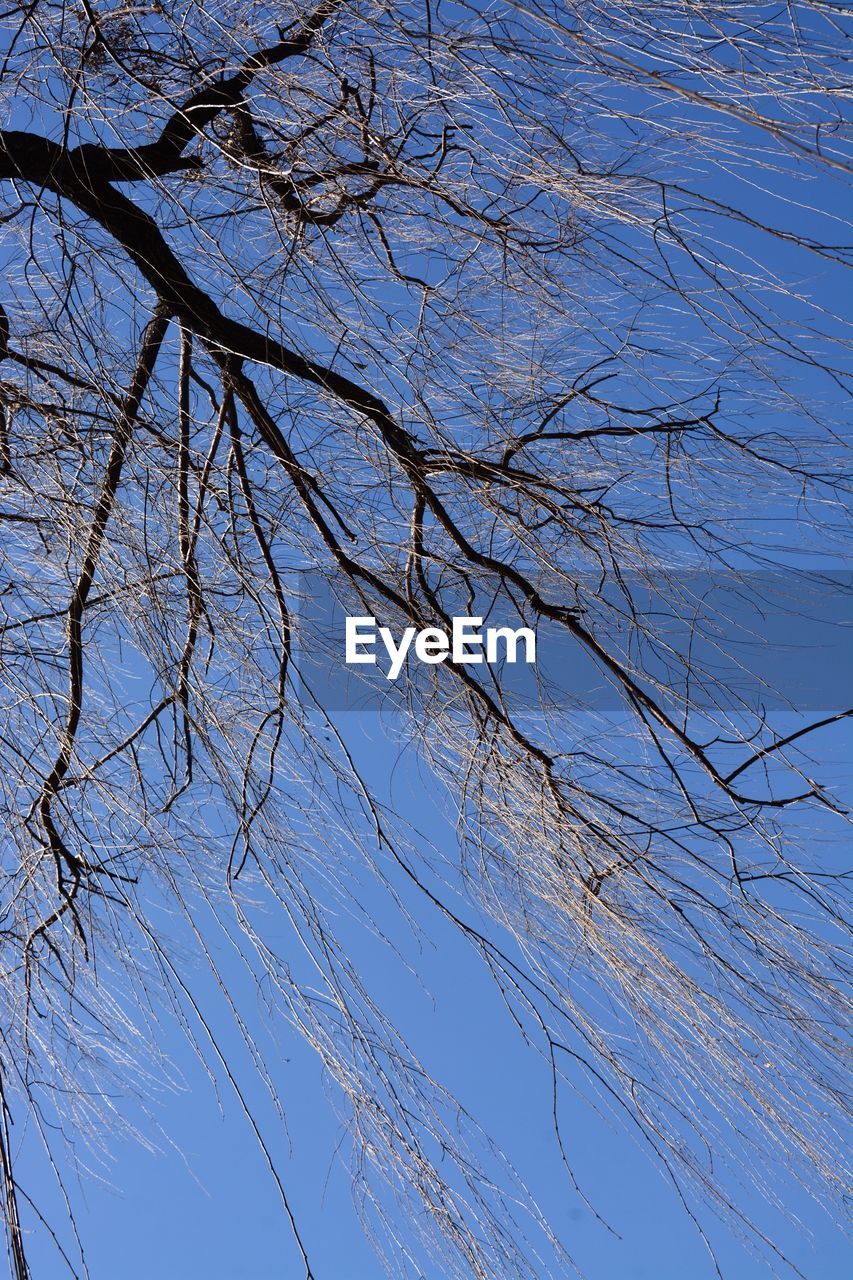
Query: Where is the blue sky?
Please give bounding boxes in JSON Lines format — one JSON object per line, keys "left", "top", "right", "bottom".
{"left": 2, "top": 4, "right": 851, "bottom": 1278}
{"left": 12, "top": 702, "right": 849, "bottom": 1279}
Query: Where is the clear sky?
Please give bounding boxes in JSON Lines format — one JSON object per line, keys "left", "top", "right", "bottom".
{"left": 2, "top": 4, "right": 851, "bottom": 1278}
{"left": 12, "top": 702, "right": 850, "bottom": 1279}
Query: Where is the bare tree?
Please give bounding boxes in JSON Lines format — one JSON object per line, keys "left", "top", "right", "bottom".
{"left": 0, "top": 2, "right": 850, "bottom": 1276}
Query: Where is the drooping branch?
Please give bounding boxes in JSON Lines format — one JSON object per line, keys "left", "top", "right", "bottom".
{"left": 0, "top": 140, "right": 822, "bottom": 813}
{"left": 0, "top": 4, "right": 849, "bottom": 1277}
{"left": 28, "top": 308, "right": 170, "bottom": 953}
